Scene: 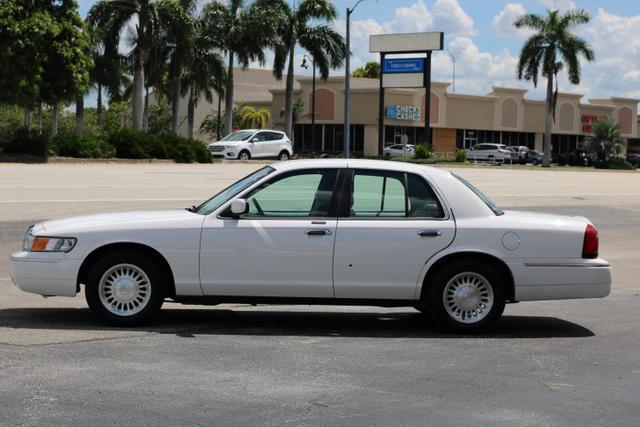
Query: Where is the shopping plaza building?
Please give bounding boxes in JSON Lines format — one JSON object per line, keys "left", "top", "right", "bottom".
{"left": 180, "top": 68, "right": 640, "bottom": 157}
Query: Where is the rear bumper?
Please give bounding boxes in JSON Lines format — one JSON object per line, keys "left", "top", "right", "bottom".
{"left": 9, "top": 251, "right": 81, "bottom": 297}
{"left": 506, "top": 258, "right": 611, "bottom": 301}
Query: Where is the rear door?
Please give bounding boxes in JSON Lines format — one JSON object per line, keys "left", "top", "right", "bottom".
{"left": 266, "top": 131, "right": 285, "bottom": 157}
{"left": 332, "top": 168, "right": 455, "bottom": 300}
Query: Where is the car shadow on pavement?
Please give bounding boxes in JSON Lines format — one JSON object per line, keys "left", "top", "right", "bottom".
{"left": 0, "top": 306, "right": 594, "bottom": 339}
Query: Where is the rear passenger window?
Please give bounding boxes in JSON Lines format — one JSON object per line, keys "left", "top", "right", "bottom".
{"left": 349, "top": 171, "right": 445, "bottom": 219}
{"left": 407, "top": 174, "right": 445, "bottom": 218}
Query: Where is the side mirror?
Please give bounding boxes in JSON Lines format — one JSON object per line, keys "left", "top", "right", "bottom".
{"left": 230, "top": 199, "right": 249, "bottom": 217}
{"left": 250, "top": 137, "right": 259, "bottom": 143}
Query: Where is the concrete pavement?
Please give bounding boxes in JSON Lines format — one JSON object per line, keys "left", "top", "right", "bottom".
{"left": 0, "top": 162, "right": 639, "bottom": 425}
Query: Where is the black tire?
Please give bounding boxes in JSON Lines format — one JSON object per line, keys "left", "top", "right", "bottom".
{"left": 238, "top": 150, "right": 251, "bottom": 160}
{"left": 532, "top": 158, "right": 539, "bottom": 165}
{"left": 278, "top": 150, "right": 290, "bottom": 161}
{"left": 85, "top": 251, "right": 166, "bottom": 326}
{"left": 425, "top": 260, "right": 505, "bottom": 333}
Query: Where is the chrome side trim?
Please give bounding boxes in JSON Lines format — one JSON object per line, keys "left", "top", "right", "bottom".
{"left": 523, "top": 262, "right": 611, "bottom": 268}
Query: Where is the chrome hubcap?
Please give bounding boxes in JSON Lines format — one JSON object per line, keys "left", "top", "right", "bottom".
{"left": 280, "top": 153, "right": 288, "bottom": 160}
{"left": 443, "top": 272, "right": 494, "bottom": 324}
{"left": 98, "top": 264, "right": 151, "bottom": 316}
{"left": 240, "top": 153, "right": 249, "bottom": 160}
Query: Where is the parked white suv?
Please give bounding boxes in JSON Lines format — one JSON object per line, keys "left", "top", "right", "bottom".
{"left": 466, "top": 143, "right": 512, "bottom": 163}
{"left": 208, "top": 129, "right": 293, "bottom": 160}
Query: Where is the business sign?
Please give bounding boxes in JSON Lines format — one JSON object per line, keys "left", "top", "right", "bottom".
{"left": 370, "top": 32, "right": 444, "bottom": 53}
{"left": 386, "top": 105, "right": 421, "bottom": 121}
{"left": 383, "top": 58, "right": 425, "bottom": 74}
{"left": 581, "top": 114, "right": 606, "bottom": 134}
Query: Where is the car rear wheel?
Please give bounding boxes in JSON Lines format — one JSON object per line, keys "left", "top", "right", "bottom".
{"left": 278, "top": 151, "right": 290, "bottom": 161}
{"left": 532, "top": 158, "right": 539, "bottom": 165}
{"left": 426, "top": 260, "right": 505, "bottom": 333}
{"left": 238, "top": 150, "right": 251, "bottom": 160}
{"left": 85, "top": 251, "right": 165, "bottom": 325}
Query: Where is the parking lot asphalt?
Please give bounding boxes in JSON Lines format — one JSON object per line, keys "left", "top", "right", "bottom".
{"left": 1, "top": 162, "right": 639, "bottom": 425}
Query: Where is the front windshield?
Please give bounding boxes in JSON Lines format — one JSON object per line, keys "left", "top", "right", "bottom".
{"left": 220, "top": 130, "right": 254, "bottom": 142}
{"left": 194, "top": 167, "right": 274, "bottom": 215}
{"left": 452, "top": 173, "right": 504, "bottom": 216}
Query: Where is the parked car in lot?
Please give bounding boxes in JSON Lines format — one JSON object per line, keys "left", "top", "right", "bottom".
{"left": 626, "top": 153, "right": 640, "bottom": 168}
{"left": 383, "top": 144, "right": 415, "bottom": 157}
{"left": 523, "top": 149, "right": 544, "bottom": 165}
{"left": 557, "top": 149, "right": 598, "bottom": 166}
{"left": 507, "top": 145, "right": 529, "bottom": 163}
{"left": 10, "top": 160, "right": 610, "bottom": 333}
{"left": 208, "top": 129, "right": 293, "bottom": 161}
{"left": 466, "top": 143, "right": 512, "bottom": 163}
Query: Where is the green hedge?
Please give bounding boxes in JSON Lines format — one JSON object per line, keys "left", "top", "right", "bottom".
{"left": 1, "top": 128, "right": 49, "bottom": 157}
{"left": 595, "top": 159, "right": 636, "bottom": 170}
{"left": 50, "top": 133, "right": 116, "bottom": 158}
{"left": 1, "top": 128, "right": 212, "bottom": 163}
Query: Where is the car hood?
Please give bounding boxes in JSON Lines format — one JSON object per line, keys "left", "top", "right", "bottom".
{"left": 209, "top": 140, "right": 242, "bottom": 147}
{"left": 38, "top": 209, "right": 203, "bottom": 235}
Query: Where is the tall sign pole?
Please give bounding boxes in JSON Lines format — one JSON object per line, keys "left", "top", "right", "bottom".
{"left": 370, "top": 32, "right": 444, "bottom": 154}
{"left": 344, "top": 7, "right": 352, "bottom": 159}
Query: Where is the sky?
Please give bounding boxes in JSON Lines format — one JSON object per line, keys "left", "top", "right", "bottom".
{"left": 76, "top": 0, "right": 640, "bottom": 107}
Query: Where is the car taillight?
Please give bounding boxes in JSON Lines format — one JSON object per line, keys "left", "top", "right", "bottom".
{"left": 582, "top": 224, "right": 599, "bottom": 259}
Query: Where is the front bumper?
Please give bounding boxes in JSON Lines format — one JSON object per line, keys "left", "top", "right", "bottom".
{"left": 507, "top": 258, "right": 612, "bottom": 301}
{"left": 9, "top": 251, "right": 82, "bottom": 297}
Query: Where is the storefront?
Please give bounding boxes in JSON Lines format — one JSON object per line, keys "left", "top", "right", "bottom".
{"left": 269, "top": 76, "right": 639, "bottom": 157}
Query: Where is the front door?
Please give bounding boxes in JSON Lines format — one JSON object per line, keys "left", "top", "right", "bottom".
{"left": 250, "top": 131, "right": 269, "bottom": 157}
{"left": 200, "top": 168, "right": 340, "bottom": 297}
{"left": 333, "top": 169, "right": 455, "bottom": 300}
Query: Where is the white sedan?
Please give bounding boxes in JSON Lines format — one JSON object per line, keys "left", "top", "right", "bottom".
{"left": 383, "top": 144, "right": 415, "bottom": 157}
{"left": 10, "top": 160, "right": 611, "bottom": 332}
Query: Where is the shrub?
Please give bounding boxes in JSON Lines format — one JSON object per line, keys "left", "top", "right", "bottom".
{"left": 106, "top": 129, "right": 152, "bottom": 159}
{"left": 595, "top": 159, "right": 636, "bottom": 170}
{"left": 454, "top": 148, "right": 467, "bottom": 162}
{"left": 105, "top": 129, "right": 211, "bottom": 163}
{"left": 413, "top": 144, "right": 431, "bottom": 159}
{"left": 50, "top": 133, "right": 116, "bottom": 158}
{"left": 1, "top": 128, "right": 49, "bottom": 157}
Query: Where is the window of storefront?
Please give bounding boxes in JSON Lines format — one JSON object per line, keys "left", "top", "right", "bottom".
{"left": 384, "top": 126, "right": 429, "bottom": 146}
{"left": 550, "top": 134, "right": 584, "bottom": 156}
{"left": 294, "top": 124, "right": 364, "bottom": 155}
{"left": 456, "top": 129, "right": 535, "bottom": 149}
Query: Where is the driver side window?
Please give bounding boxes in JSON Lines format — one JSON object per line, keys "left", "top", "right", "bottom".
{"left": 244, "top": 170, "right": 338, "bottom": 217}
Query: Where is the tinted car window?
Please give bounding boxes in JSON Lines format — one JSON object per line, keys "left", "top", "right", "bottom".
{"left": 244, "top": 169, "right": 338, "bottom": 217}
{"left": 407, "top": 174, "right": 445, "bottom": 218}
{"left": 351, "top": 171, "right": 406, "bottom": 217}
{"left": 252, "top": 132, "right": 267, "bottom": 142}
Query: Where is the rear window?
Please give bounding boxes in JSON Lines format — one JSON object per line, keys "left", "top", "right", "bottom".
{"left": 453, "top": 174, "right": 504, "bottom": 216}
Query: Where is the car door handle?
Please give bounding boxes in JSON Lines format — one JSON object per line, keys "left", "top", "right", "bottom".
{"left": 418, "top": 229, "right": 442, "bottom": 237}
{"left": 305, "top": 229, "right": 332, "bottom": 236}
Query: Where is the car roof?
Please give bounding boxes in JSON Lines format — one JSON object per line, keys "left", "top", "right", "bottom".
{"left": 271, "top": 159, "right": 451, "bottom": 178}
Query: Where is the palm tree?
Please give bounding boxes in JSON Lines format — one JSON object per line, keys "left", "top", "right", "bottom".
{"left": 201, "top": 0, "right": 273, "bottom": 135}
{"left": 514, "top": 9, "right": 595, "bottom": 167}
{"left": 255, "top": 0, "right": 344, "bottom": 138}
{"left": 239, "top": 105, "right": 271, "bottom": 129}
{"left": 180, "top": 18, "right": 226, "bottom": 139}
{"left": 88, "top": 0, "right": 188, "bottom": 131}
{"left": 352, "top": 61, "right": 380, "bottom": 78}
{"left": 585, "top": 118, "right": 627, "bottom": 162}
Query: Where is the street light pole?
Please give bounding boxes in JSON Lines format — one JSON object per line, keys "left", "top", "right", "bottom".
{"left": 344, "top": 0, "right": 367, "bottom": 159}
{"left": 301, "top": 55, "right": 316, "bottom": 156}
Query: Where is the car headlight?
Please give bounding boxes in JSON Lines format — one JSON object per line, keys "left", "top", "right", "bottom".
{"left": 23, "top": 227, "right": 76, "bottom": 252}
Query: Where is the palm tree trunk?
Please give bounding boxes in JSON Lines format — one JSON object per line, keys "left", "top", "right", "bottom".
{"left": 224, "top": 51, "right": 235, "bottom": 134}
{"left": 23, "top": 107, "right": 32, "bottom": 130}
{"left": 283, "top": 46, "right": 295, "bottom": 138}
{"left": 76, "top": 95, "right": 84, "bottom": 135}
{"left": 132, "top": 46, "right": 145, "bottom": 130}
{"left": 171, "top": 76, "right": 181, "bottom": 134}
{"left": 543, "top": 74, "right": 553, "bottom": 168}
{"left": 143, "top": 86, "right": 150, "bottom": 132}
{"left": 51, "top": 104, "right": 59, "bottom": 136}
{"left": 97, "top": 85, "right": 104, "bottom": 131}
{"left": 36, "top": 103, "right": 43, "bottom": 133}
{"left": 187, "top": 94, "right": 195, "bottom": 139}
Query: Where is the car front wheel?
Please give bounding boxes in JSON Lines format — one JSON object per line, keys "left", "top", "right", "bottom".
{"left": 85, "top": 251, "right": 165, "bottom": 325}
{"left": 426, "top": 260, "right": 505, "bottom": 333}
